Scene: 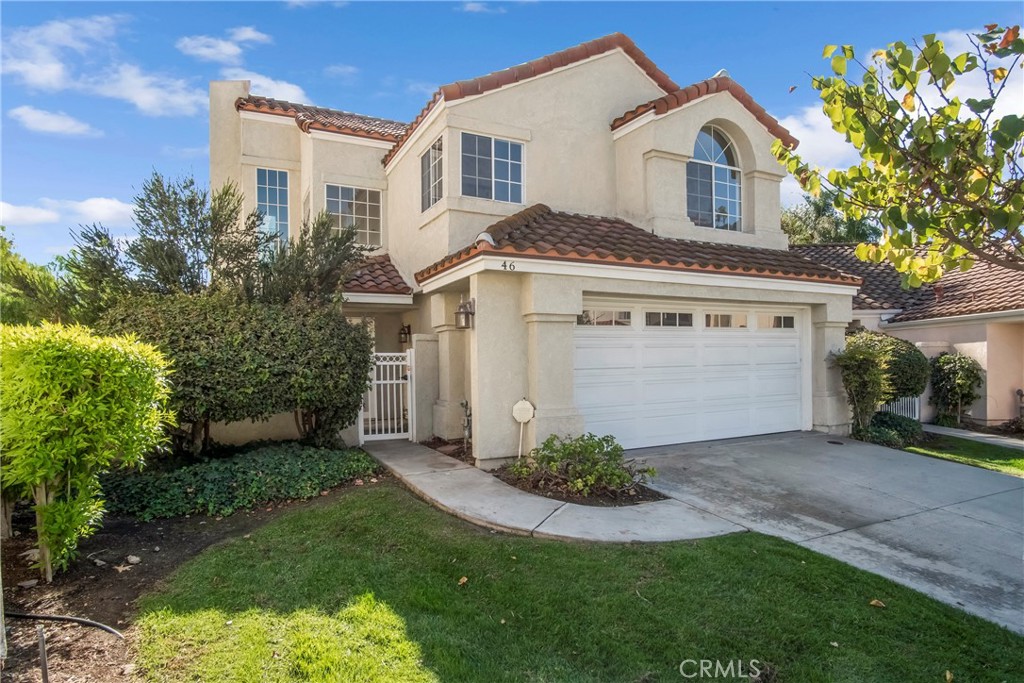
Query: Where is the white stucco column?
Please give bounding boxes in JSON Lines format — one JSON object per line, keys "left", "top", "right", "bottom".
{"left": 811, "top": 304, "right": 852, "bottom": 434}
{"left": 410, "top": 333, "right": 438, "bottom": 443}
{"left": 430, "top": 293, "right": 468, "bottom": 440}
{"left": 469, "top": 271, "right": 528, "bottom": 467}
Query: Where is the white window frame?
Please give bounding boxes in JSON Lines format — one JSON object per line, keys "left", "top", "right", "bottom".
{"left": 643, "top": 310, "right": 695, "bottom": 329}
{"left": 686, "top": 124, "right": 742, "bottom": 232}
{"left": 756, "top": 313, "right": 797, "bottom": 331}
{"left": 421, "top": 137, "right": 443, "bottom": 212}
{"left": 576, "top": 309, "right": 631, "bottom": 327}
{"left": 704, "top": 312, "right": 749, "bottom": 329}
{"left": 256, "top": 167, "right": 289, "bottom": 240}
{"left": 460, "top": 131, "right": 524, "bottom": 204}
{"left": 325, "top": 184, "right": 382, "bottom": 247}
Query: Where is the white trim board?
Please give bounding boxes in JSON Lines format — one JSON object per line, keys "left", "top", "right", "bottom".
{"left": 344, "top": 292, "right": 414, "bottom": 305}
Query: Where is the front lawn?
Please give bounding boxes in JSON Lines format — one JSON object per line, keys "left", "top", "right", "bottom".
{"left": 907, "top": 435, "right": 1024, "bottom": 477}
{"left": 136, "top": 483, "right": 1022, "bottom": 683}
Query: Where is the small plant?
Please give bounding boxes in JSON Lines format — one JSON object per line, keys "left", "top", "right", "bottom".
{"left": 870, "top": 412, "right": 924, "bottom": 448}
{"left": 509, "top": 433, "right": 653, "bottom": 497}
{"left": 102, "top": 443, "right": 378, "bottom": 520}
{"left": 831, "top": 339, "right": 888, "bottom": 438}
{"left": 929, "top": 353, "right": 984, "bottom": 426}
{"left": 863, "top": 426, "right": 905, "bottom": 449}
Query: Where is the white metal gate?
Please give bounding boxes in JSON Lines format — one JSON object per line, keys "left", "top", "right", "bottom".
{"left": 880, "top": 395, "right": 921, "bottom": 421}
{"left": 360, "top": 351, "right": 414, "bottom": 443}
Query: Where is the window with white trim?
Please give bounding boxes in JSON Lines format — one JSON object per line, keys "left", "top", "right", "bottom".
{"left": 758, "top": 314, "right": 796, "bottom": 330}
{"left": 461, "top": 132, "right": 523, "bottom": 203}
{"left": 420, "top": 137, "right": 443, "bottom": 211}
{"left": 705, "top": 313, "right": 748, "bottom": 329}
{"left": 257, "top": 168, "right": 289, "bottom": 240}
{"left": 577, "top": 310, "right": 631, "bottom": 327}
{"left": 687, "top": 125, "right": 741, "bottom": 231}
{"left": 645, "top": 311, "right": 694, "bottom": 328}
{"left": 326, "top": 185, "right": 382, "bottom": 246}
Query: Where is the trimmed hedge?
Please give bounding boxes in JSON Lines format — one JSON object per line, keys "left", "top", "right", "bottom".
{"left": 845, "top": 331, "right": 929, "bottom": 401}
{"left": 102, "top": 444, "right": 378, "bottom": 520}
{"left": 870, "top": 411, "right": 924, "bottom": 448}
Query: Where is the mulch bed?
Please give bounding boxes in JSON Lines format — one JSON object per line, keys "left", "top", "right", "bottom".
{"left": 1, "top": 477, "right": 386, "bottom": 683}
{"left": 420, "top": 437, "right": 474, "bottom": 465}
{"left": 492, "top": 464, "right": 666, "bottom": 507}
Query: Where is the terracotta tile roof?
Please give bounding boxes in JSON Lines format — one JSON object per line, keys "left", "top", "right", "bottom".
{"left": 791, "top": 244, "right": 926, "bottom": 311}
{"left": 415, "top": 204, "right": 860, "bottom": 287}
{"left": 886, "top": 261, "right": 1024, "bottom": 323}
{"left": 611, "top": 76, "right": 799, "bottom": 149}
{"left": 237, "top": 95, "right": 408, "bottom": 142}
{"left": 344, "top": 254, "right": 413, "bottom": 295}
{"left": 792, "top": 244, "right": 1024, "bottom": 323}
{"left": 383, "top": 32, "right": 679, "bottom": 167}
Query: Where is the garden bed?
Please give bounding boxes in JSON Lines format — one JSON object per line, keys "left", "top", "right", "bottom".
{"left": 493, "top": 463, "right": 666, "bottom": 507}
{"left": 420, "top": 436, "right": 473, "bottom": 465}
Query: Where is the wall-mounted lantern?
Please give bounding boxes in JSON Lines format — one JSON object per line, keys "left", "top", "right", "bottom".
{"left": 398, "top": 324, "right": 412, "bottom": 345}
{"left": 455, "top": 299, "right": 475, "bottom": 330}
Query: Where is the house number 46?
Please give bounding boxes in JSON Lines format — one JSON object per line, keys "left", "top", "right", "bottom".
{"left": 501, "top": 261, "right": 517, "bottom": 271}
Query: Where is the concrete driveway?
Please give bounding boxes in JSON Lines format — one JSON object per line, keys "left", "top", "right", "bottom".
{"left": 636, "top": 432, "right": 1024, "bottom": 634}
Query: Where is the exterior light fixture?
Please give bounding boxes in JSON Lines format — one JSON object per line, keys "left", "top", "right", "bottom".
{"left": 455, "top": 299, "right": 475, "bottom": 330}
{"left": 398, "top": 324, "right": 412, "bottom": 345}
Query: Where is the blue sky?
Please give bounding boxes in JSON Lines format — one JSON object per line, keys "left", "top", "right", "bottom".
{"left": 2, "top": 1, "right": 1021, "bottom": 264}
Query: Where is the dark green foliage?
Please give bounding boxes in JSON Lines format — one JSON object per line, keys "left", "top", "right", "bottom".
{"left": 781, "top": 189, "right": 882, "bottom": 245}
{"left": 0, "top": 231, "right": 66, "bottom": 324}
{"left": 862, "top": 426, "right": 905, "bottom": 449}
{"left": 870, "top": 411, "right": 924, "bottom": 448}
{"left": 848, "top": 331, "right": 929, "bottom": 400}
{"left": 102, "top": 444, "right": 377, "bottom": 520}
{"left": 98, "top": 293, "right": 373, "bottom": 455}
{"left": 929, "top": 352, "right": 985, "bottom": 425}
{"left": 831, "top": 336, "right": 888, "bottom": 437}
{"left": 508, "top": 433, "right": 654, "bottom": 496}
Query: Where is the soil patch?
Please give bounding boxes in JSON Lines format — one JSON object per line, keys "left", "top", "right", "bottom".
{"left": 1, "top": 477, "right": 386, "bottom": 682}
{"left": 493, "top": 464, "right": 666, "bottom": 507}
{"left": 420, "top": 437, "right": 473, "bottom": 465}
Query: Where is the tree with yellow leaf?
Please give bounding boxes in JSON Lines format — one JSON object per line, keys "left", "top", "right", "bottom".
{"left": 774, "top": 25, "right": 1023, "bottom": 286}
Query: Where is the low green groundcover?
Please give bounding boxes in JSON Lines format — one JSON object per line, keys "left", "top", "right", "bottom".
{"left": 103, "top": 443, "right": 377, "bottom": 520}
{"left": 135, "top": 484, "right": 1023, "bottom": 682}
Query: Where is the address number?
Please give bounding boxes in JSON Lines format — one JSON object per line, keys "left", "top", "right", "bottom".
{"left": 501, "top": 261, "right": 516, "bottom": 271}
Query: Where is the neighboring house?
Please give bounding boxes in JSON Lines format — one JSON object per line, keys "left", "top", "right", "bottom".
{"left": 209, "top": 33, "right": 862, "bottom": 465}
{"left": 794, "top": 244, "right": 1024, "bottom": 425}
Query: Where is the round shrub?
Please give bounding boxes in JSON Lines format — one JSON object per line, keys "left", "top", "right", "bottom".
{"left": 863, "top": 426, "right": 904, "bottom": 449}
{"left": 929, "top": 352, "right": 984, "bottom": 426}
{"left": 846, "top": 331, "right": 929, "bottom": 400}
{"left": 870, "top": 411, "right": 924, "bottom": 447}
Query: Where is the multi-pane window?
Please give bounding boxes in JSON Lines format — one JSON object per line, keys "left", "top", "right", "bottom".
{"left": 645, "top": 311, "right": 694, "bottom": 328}
{"left": 705, "top": 313, "right": 748, "bottom": 329}
{"left": 420, "top": 137, "right": 443, "bottom": 211}
{"left": 257, "top": 168, "right": 289, "bottom": 240}
{"left": 758, "top": 314, "right": 796, "bottom": 330}
{"left": 687, "top": 125, "right": 741, "bottom": 231}
{"left": 326, "top": 185, "right": 382, "bottom": 246}
{"left": 461, "top": 132, "right": 523, "bottom": 203}
{"left": 576, "top": 310, "right": 631, "bottom": 326}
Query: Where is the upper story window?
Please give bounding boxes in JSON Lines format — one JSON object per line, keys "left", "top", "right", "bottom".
{"left": 257, "top": 168, "right": 289, "bottom": 240}
{"left": 461, "top": 132, "right": 523, "bottom": 203}
{"left": 687, "top": 125, "right": 741, "bottom": 231}
{"left": 326, "top": 185, "right": 381, "bottom": 246}
{"left": 421, "top": 137, "right": 443, "bottom": 212}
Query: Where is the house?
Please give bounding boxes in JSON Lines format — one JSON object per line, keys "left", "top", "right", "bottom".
{"left": 209, "top": 33, "right": 863, "bottom": 465}
{"left": 793, "top": 244, "right": 1024, "bottom": 425}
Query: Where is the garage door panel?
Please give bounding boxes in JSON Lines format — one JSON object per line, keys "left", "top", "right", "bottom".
{"left": 574, "top": 304, "right": 804, "bottom": 448}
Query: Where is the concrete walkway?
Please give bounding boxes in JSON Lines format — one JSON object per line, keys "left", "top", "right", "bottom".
{"left": 362, "top": 440, "right": 742, "bottom": 542}
{"left": 923, "top": 424, "right": 1024, "bottom": 451}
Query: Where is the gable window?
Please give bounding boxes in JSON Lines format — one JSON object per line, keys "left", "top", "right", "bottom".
{"left": 687, "top": 125, "right": 741, "bottom": 231}
{"left": 758, "top": 314, "right": 796, "bottom": 330}
{"left": 577, "top": 310, "right": 631, "bottom": 327}
{"left": 461, "top": 132, "right": 523, "bottom": 203}
{"left": 420, "top": 137, "right": 443, "bottom": 211}
{"left": 705, "top": 313, "right": 748, "bottom": 329}
{"left": 326, "top": 185, "right": 381, "bottom": 246}
{"left": 257, "top": 168, "right": 289, "bottom": 240}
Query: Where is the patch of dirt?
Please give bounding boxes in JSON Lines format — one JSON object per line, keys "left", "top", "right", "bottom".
{"left": 961, "top": 417, "right": 1024, "bottom": 439}
{"left": 1, "top": 476, "right": 388, "bottom": 682}
{"left": 493, "top": 464, "right": 666, "bottom": 507}
{"left": 420, "top": 437, "right": 473, "bottom": 465}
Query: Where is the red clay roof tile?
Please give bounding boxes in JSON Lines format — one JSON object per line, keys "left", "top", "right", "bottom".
{"left": 237, "top": 95, "right": 408, "bottom": 142}
{"left": 344, "top": 254, "right": 413, "bottom": 295}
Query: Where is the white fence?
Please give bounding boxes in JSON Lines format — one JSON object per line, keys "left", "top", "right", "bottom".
{"left": 880, "top": 395, "right": 921, "bottom": 421}
{"left": 360, "top": 351, "right": 414, "bottom": 443}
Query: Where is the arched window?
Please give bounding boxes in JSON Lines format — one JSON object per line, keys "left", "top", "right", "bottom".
{"left": 686, "top": 125, "right": 741, "bottom": 231}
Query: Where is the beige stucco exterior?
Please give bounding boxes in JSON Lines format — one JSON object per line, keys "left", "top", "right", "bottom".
{"left": 208, "top": 41, "right": 859, "bottom": 462}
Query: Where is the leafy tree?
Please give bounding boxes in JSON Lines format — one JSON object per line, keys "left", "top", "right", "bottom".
{"left": 774, "top": 24, "right": 1023, "bottom": 285}
{"left": 929, "top": 352, "right": 985, "bottom": 426}
{"left": 832, "top": 333, "right": 889, "bottom": 437}
{"left": 0, "top": 230, "right": 66, "bottom": 324}
{"left": 849, "top": 331, "right": 930, "bottom": 400}
{"left": 0, "top": 324, "right": 171, "bottom": 580}
{"left": 781, "top": 189, "right": 881, "bottom": 244}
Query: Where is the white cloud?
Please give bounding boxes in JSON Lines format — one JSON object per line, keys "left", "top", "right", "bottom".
{"left": 405, "top": 81, "right": 438, "bottom": 97}
{"left": 175, "top": 35, "right": 245, "bottom": 64}
{"left": 40, "top": 197, "right": 134, "bottom": 226}
{"left": 8, "top": 105, "right": 102, "bottom": 137}
{"left": 161, "top": 144, "right": 209, "bottom": 159}
{"left": 228, "top": 26, "right": 272, "bottom": 44}
{"left": 221, "top": 68, "right": 309, "bottom": 103}
{"left": 89, "top": 64, "right": 206, "bottom": 116}
{"left": 1, "top": 15, "right": 122, "bottom": 90}
{"left": 460, "top": 2, "right": 507, "bottom": 13}
{"left": 325, "top": 64, "right": 359, "bottom": 82}
{"left": 1, "top": 201, "right": 61, "bottom": 226}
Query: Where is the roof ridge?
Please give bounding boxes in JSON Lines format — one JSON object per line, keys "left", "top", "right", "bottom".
{"left": 237, "top": 94, "right": 407, "bottom": 126}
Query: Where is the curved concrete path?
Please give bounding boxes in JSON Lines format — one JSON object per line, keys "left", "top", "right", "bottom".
{"left": 363, "top": 440, "right": 742, "bottom": 542}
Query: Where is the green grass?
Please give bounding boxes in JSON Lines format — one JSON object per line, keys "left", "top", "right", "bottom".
{"left": 907, "top": 435, "right": 1024, "bottom": 477}
{"left": 136, "top": 483, "right": 1023, "bottom": 683}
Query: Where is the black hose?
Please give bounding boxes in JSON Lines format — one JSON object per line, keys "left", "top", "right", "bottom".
{"left": 4, "top": 611, "right": 124, "bottom": 640}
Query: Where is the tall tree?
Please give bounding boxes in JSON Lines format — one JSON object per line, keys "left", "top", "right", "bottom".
{"left": 781, "top": 189, "right": 882, "bottom": 244}
{"left": 0, "top": 229, "right": 66, "bottom": 324}
{"left": 773, "top": 24, "right": 1023, "bottom": 286}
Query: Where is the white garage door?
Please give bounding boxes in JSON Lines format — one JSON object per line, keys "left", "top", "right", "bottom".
{"left": 573, "top": 301, "right": 805, "bottom": 449}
